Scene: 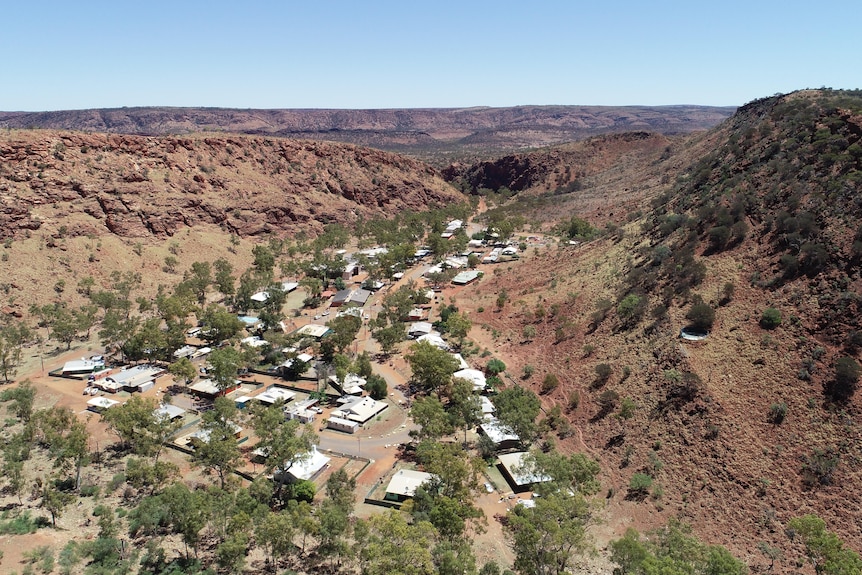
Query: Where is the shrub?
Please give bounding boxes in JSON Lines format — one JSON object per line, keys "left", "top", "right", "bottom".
{"left": 828, "top": 357, "right": 860, "bottom": 401}
{"left": 568, "top": 391, "right": 580, "bottom": 411}
{"left": 801, "top": 449, "right": 839, "bottom": 487}
{"left": 486, "top": 359, "right": 506, "bottom": 375}
{"left": 522, "top": 365, "right": 535, "bottom": 379}
{"left": 618, "top": 398, "right": 637, "bottom": 419}
{"left": 594, "top": 363, "right": 612, "bottom": 386}
{"left": 685, "top": 301, "right": 715, "bottom": 331}
{"left": 760, "top": 307, "right": 782, "bottom": 329}
{"left": 541, "top": 373, "right": 559, "bottom": 394}
{"left": 628, "top": 473, "right": 653, "bottom": 498}
{"left": 768, "top": 402, "right": 787, "bottom": 424}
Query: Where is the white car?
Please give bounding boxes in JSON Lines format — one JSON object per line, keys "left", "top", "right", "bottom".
{"left": 484, "top": 482, "right": 494, "bottom": 493}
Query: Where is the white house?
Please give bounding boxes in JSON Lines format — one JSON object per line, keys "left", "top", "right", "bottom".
{"left": 275, "top": 446, "right": 330, "bottom": 482}
{"left": 332, "top": 396, "right": 387, "bottom": 423}
{"left": 385, "top": 469, "right": 434, "bottom": 502}
{"left": 327, "top": 416, "right": 359, "bottom": 434}
{"left": 453, "top": 368, "right": 486, "bottom": 392}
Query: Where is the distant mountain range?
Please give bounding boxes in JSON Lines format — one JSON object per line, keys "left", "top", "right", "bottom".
{"left": 0, "top": 105, "right": 736, "bottom": 162}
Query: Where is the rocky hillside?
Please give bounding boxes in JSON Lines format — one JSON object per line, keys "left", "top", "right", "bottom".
{"left": 0, "top": 131, "right": 465, "bottom": 241}
{"left": 459, "top": 89, "right": 862, "bottom": 571}
{"left": 0, "top": 105, "right": 735, "bottom": 163}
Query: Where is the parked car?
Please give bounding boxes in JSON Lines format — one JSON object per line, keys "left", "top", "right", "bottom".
{"left": 484, "top": 482, "right": 494, "bottom": 493}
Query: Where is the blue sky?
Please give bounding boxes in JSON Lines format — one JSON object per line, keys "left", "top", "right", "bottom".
{"left": 2, "top": 1, "right": 857, "bottom": 111}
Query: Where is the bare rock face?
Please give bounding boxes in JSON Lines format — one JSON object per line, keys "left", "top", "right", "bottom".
{"left": 0, "top": 131, "right": 465, "bottom": 240}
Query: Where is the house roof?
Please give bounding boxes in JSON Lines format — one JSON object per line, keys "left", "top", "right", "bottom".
{"left": 481, "top": 396, "right": 495, "bottom": 414}
{"left": 189, "top": 378, "right": 238, "bottom": 396}
{"left": 480, "top": 416, "right": 519, "bottom": 444}
{"left": 333, "top": 289, "right": 353, "bottom": 303}
{"left": 416, "top": 333, "right": 449, "bottom": 350}
{"left": 409, "top": 321, "right": 433, "bottom": 336}
{"left": 107, "top": 365, "right": 163, "bottom": 389}
{"left": 255, "top": 387, "right": 296, "bottom": 404}
{"left": 349, "top": 289, "right": 372, "bottom": 305}
{"left": 278, "top": 446, "right": 330, "bottom": 481}
{"left": 295, "top": 324, "right": 331, "bottom": 339}
{"left": 452, "top": 270, "right": 482, "bottom": 285}
{"left": 154, "top": 404, "right": 186, "bottom": 421}
{"left": 498, "top": 451, "right": 552, "bottom": 487}
{"left": 385, "top": 469, "right": 434, "bottom": 498}
{"left": 63, "top": 359, "right": 104, "bottom": 373}
{"left": 450, "top": 353, "right": 470, "bottom": 370}
{"left": 333, "top": 396, "right": 387, "bottom": 423}
{"left": 87, "top": 397, "right": 120, "bottom": 410}
{"left": 454, "top": 368, "right": 486, "bottom": 391}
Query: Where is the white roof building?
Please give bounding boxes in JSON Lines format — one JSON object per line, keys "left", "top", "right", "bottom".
{"left": 452, "top": 270, "right": 482, "bottom": 285}
{"left": 276, "top": 446, "right": 330, "bottom": 482}
{"left": 241, "top": 336, "right": 269, "bottom": 348}
{"left": 480, "top": 416, "right": 519, "bottom": 446}
{"left": 63, "top": 358, "right": 105, "bottom": 374}
{"left": 498, "top": 451, "right": 552, "bottom": 489}
{"left": 450, "top": 353, "right": 470, "bottom": 370}
{"left": 154, "top": 404, "right": 186, "bottom": 421}
{"left": 295, "top": 324, "right": 331, "bottom": 339}
{"left": 173, "top": 345, "right": 197, "bottom": 359}
{"left": 87, "top": 397, "right": 120, "bottom": 412}
{"left": 332, "top": 396, "right": 387, "bottom": 423}
{"left": 255, "top": 387, "right": 296, "bottom": 405}
{"left": 453, "top": 368, "right": 487, "bottom": 391}
{"left": 480, "top": 396, "right": 495, "bottom": 415}
{"left": 385, "top": 469, "right": 434, "bottom": 500}
{"left": 408, "top": 321, "right": 434, "bottom": 338}
{"left": 416, "top": 333, "right": 449, "bottom": 351}
{"left": 330, "top": 373, "right": 367, "bottom": 395}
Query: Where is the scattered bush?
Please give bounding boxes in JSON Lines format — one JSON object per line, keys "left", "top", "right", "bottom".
{"left": 594, "top": 363, "right": 612, "bottom": 386}
{"left": 541, "top": 373, "right": 559, "bottom": 394}
{"left": 801, "top": 448, "right": 839, "bottom": 488}
{"left": 828, "top": 356, "right": 860, "bottom": 401}
{"left": 760, "top": 307, "right": 782, "bottom": 329}
{"left": 628, "top": 473, "right": 653, "bottom": 498}
{"left": 685, "top": 301, "right": 715, "bottom": 331}
{"left": 768, "top": 402, "right": 788, "bottom": 424}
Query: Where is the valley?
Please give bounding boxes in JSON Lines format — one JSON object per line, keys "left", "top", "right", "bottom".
{"left": 0, "top": 89, "right": 861, "bottom": 575}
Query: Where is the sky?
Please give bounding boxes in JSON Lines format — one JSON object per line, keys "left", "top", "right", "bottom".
{"left": 2, "top": 0, "right": 858, "bottom": 111}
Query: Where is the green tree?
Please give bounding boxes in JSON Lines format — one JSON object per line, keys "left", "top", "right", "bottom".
{"left": 507, "top": 491, "right": 594, "bottom": 575}
{"left": 446, "top": 312, "right": 472, "bottom": 347}
{"left": 208, "top": 346, "right": 243, "bottom": 391}
{"left": 250, "top": 401, "right": 317, "bottom": 498}
{"left": 255, "top": 509, "right": 296, "bottom": 570}
{"left": 356, "top": 510, "right": 438, "bottom": 575}
{"left": 100, "top": 395, "right": 180, "bottom": 460}
{"left": 493, "top": 386, "right": 541, "bottom": 446}
{"left": 788, "top": 514, "right": 862, "bottom": 575}
{"left": 410, "top": 395, "right": 454, "bottom": 440}
{"left": 373, "top": 323, "right": 406, "bottom": 356}
{"left": 213, "top": 257, "right": 236, "bottom": 296}
{"left": 485, "top": 358, "right": 506, "bottom": 375}
{"left": 407, "top": 340, "right": 459, "bottom": 393}
{"left": 161, "top": 481, "right": 210, "bottom": 559}
{"left": 42, "top": 478, "right": 75, "bottom": 527}
{"left": 168, "top": 357, "right": 197, "bottom": 384}
{"left": 0, "top": 322, "right": 30, "bottom": 382}
{"left": 365, "top": 374, "right": 388, "bottom": 400}
{"left": 192, "top": 397, "right": 242, "bottom": 488}
{"left": 199, "top": 303, "right": 244, "bottom": 344}
{"left": 686, "top": 301, "right": 716, "bottom": 331}
{"left": 0, "top": 379, "right": 36, "bottom": 423}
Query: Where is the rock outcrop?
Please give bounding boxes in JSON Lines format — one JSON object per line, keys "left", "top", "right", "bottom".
{"left": 0, "top": 131, "right": 465, "bottom": 240}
